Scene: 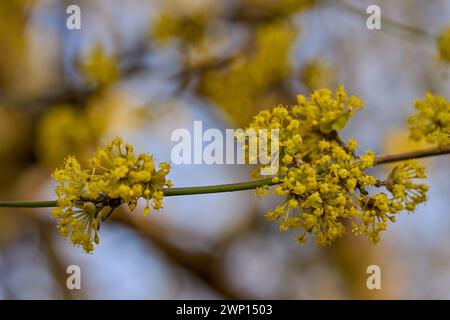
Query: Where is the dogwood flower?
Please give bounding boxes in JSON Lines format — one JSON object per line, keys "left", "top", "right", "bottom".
{"left": 52, "top": 138, "right": 172, "bottom": 253}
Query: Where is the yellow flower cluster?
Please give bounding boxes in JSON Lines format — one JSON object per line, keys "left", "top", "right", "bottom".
{"left": 353, "top": 161, "right": 428, "bottom": 244}
{"left": 408, "top": 92, "right": 450, "bottom": 147}
{"left": 241, "top": 105, "right": 302, "bottom": 176}
{"left": 438, "top": 26, "right": 450, "bottom": 62}
{"left": 352, "top": 193, "right": 403, "bottom": 245}
{"left": 52, "top": 138, "right": 172, "bottom": 253}
{"left": 247, "top": 86, "right": 364, "bottom": 176}
{"left": 294, "top": 86, "right": 364, "bottom": 135}
{"left": 385, "top": 160, "right": 428, "bottom": 211}
{"left": 265, "top": 141, "right": 377, "bottom": 246}
{"left": 246, "top": 87, "right": 428, "bottom": 246}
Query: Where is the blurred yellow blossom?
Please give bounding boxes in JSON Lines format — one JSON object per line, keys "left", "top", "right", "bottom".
{"left": 37, "top": 105, "right": 94, "bottom": 169}
{"left": 201, "top": 22, "right": 296, "bottom": 125}
{"left": 239, "top": 0, "right": 316, "bottom": 20}
{"left": 153, "top": 11, "right": 210, "bottom": 44}
{"left": 437, "top": 25, "right": 450, "bottom": 62}
{"left": 78, "top": 45, "right": 120, "bottom": 89}
{"left": 0, "top": 0, "right": 29, "bottom": 88}
{"left": 37, "top": 92, "right": 149, "bottom": 169}
{"left": 300, "top": 59, "right": 338, "bottom": 92}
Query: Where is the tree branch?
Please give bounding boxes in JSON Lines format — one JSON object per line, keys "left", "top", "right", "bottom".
{"left": 374, "top": 145, "right": 450, "bottom": 164}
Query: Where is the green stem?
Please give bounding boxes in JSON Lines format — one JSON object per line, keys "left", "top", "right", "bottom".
{"left": 0, "top": 179, "right": 276, "bottom": 208}
{"left": 0, "top": 200, "right": 57, "bottom": 208}
{"left": 374, "top": 145, "right": 450, "bottom": 164}
{"left": 0, "top": 146, "right": 449, "bottom": 209}
{"left": 164, "top": 178, "right": 275, "bottom": 196}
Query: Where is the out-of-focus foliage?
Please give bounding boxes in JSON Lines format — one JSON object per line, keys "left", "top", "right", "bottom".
{"left": 0, "top": 0, "right": 30, "bottom": 89}
{"left": 238, "top": 0, "right": 316, "bottom": 20}
{"left": 201, "top": 22, "right": 296, "bottom": 126}
{"left": 150, "top": 0, "right": 316, "bottom": 126}
{"left": 37, "top": 91, "right": 149, "bottom": 169}
{"left": 0, "top": 106, "right": 31, "bottom": 193}
{"left": 37, "top": 105, "right": 94, "bottom": 169}
{"left": 438, "top": 25, "right": 450, "bottom": 63}
{"left": 78, "top": 45, "right": 120, "bottom": 89}
{"left": 153, "top": 10, "right": 211, "bottom": 45}
{"left": 150, "top": 0, "right": 227, "bottom": 67}
{"left": 0, "top": 106, "right": 31, "bottom": 160}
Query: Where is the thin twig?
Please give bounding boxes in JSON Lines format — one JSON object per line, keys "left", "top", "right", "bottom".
{"left": 374, "top": 145, "right": 450, "bottom": 164}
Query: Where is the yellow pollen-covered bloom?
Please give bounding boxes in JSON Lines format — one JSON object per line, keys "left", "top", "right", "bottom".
{"left": 51, "top": 138, "right": 172, "bottom": 253}
{"left": 245, "top": 87, "right": 428, "bottom": 246}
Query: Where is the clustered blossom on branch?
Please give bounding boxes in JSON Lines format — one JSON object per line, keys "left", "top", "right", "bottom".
{"left": 52, "top": 138, "right": 172, "bottom": 253}
{"left": 246, "top": 86, "right": 429, "bottom": 246}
